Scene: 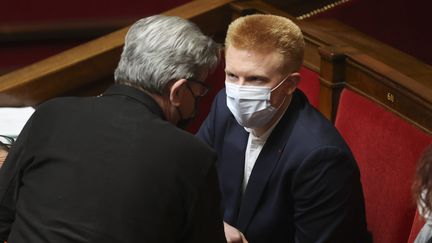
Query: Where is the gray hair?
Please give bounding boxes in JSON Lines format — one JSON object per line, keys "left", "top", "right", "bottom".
{"left": 114, "top": 15, "right": 221, "bottom": 94}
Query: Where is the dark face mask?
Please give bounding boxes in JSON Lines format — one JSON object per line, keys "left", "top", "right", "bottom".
{"left": 176, "top": 84, "right": 200, "bottom": 129}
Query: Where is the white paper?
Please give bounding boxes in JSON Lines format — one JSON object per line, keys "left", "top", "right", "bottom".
{"left": 0, "top": 107, "right": 35, "bottom": 138}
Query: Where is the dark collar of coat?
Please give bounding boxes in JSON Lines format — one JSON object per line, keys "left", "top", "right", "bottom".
{"left": 236, "top": 89, "right": 306, "bottom": 231}
{"left": 103, "top": 84, "right": 166, "bottom": 120}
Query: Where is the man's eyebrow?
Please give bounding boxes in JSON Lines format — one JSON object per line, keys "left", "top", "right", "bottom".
{"left": 224, "top": 69, "right": 234, "bottom": 75}
{"left": 225, "top": 70, "right": 270, "bottom": 81}
{"left": 245, "top": 75, "right": 270, "bottom": 81}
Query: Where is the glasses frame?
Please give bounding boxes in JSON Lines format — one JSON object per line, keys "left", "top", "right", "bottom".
{"left": 186, "top": 78, "right": 211, "bottom": 97}
{"left": 0, "top": 135, "right": 15, "bottom": 151}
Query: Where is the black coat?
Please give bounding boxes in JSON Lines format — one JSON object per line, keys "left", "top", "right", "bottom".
{"left": 0, "top": 84, "right": 226, "bottom": 243}
{"left": 197, "top": 89, "right": 372, "bottom": 243}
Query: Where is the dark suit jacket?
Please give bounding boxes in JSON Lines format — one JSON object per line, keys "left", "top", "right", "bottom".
{"left": 197, "top": 89, "right": 372, "bottom": 243}
{"left": 0, "top": 84, "right": 226, "bottom": 243}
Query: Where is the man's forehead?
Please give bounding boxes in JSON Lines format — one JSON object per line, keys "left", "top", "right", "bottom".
{"left": 225, "top": 47, "right": 285, "bottom": 76}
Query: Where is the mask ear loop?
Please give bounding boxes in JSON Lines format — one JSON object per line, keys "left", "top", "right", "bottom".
{"left": 271, "top": 73, "right": 291, "bottom": 92}
{"left": 270, "top": 73, "right": 292, "bottom": 110}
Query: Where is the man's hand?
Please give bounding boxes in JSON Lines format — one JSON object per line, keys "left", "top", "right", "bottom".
{"left": 224, "top": 222, "right": 248, "bottom": 243}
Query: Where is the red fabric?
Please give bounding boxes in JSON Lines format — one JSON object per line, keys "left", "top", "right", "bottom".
{"left": 335, "top": 89, "right": 432, "bottom": 243}
{"left": 407, "top": 210, "right": 426, "bottom": 243}
{"left": 298, "top": 66, "right": 320, "bottom": 108}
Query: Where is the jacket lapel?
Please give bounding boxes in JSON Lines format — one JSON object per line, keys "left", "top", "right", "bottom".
{"left": 236, "top": 131, "right": 287, "bottom": 231}
{"left": 219, "top": 117, "right": 248, "bottom": 224}
{"left": 236, "top": 91, "right": 302, "bottom": 231}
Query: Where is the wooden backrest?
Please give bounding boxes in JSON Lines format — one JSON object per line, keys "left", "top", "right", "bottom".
{"left": 0, "top": 0, "right": 235, "bottom": 107}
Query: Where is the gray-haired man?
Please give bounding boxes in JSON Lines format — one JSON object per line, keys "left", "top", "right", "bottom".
{"left": 0, "top": 15, "right": 226, "bottom": 243}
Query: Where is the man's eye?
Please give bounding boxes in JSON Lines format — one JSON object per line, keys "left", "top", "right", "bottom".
{"left": 226, "top": 73, "right": 237, "bottom": 80}
{"left": 247, "top": 77, "right": 266, "bottom": 84}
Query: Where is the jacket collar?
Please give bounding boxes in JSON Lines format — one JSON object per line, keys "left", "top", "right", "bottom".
{"left": 237, "top": 89, "right": 306, "bottom": 231}
{"left": 103, "top": 84, "right": 166, "bottom": 120}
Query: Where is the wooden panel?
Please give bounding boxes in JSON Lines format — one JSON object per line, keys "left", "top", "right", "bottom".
{"left": 2, "top": 0, "right": 430, "bottom": 138}
{"left": 306, "top": 18, "right": 432, "bottom": 90}
{"left": 0, "top": 0, "right": 235, "bottom": 107}
{"left": 317, "top": 44, "right": 432, "bottom": 134}
{"left": 0, "top": 19, "right": 135, "bottom": 43}
{"left": 317, "top": 46, "right": 346, "bottom": 121}
{"left": 303, "top": 39, "right": 321, "bottom": 72}
{"left": 262, "top": 0, "right": 344, "bottom": 17}
{"left": 188, "top": 4, "right": 234, "bottom": 43}
{"left": 0, "top": 32, "right": 124, "bottom": 107}
{"left": 344, "top": 55, "right": 432, "bottom": 135}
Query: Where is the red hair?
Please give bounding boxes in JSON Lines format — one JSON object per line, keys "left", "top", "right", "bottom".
{"left": 225, "top": 14, "right": 305, "bottom": 72}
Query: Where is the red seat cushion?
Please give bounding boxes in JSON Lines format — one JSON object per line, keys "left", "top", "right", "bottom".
{"left": 298, "top": 66, "right": 320, "bottom": 108}
{"left": 335, "top": 89, "right": 432, "bottom": 243}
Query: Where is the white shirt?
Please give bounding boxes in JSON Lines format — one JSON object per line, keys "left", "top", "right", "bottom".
{"left": 242, "top": 102, "right": 289, "bottom": 193}
{"left": 0, "top": 107, "right": 35, "bottom": 138}
{"left": 415, "top": 190, "right": 432, "bottom": 243}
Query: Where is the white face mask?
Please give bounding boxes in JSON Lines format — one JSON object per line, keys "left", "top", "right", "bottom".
{"left": 225, "top": 76, "right": 288, "bottom": 129}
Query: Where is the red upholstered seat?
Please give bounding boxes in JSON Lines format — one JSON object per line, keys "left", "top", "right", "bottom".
{"left": 298, "top": 66, "right": 320, "bottom": 108}
{"left": 335, "top": 89, "right": 432, "bottom": 243}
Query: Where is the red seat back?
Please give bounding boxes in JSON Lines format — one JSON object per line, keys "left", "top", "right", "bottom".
{"left": 298, "top": 66, "right": 320, "bottom": 108}
{"left": 335, "top": 89, "right": 432, "bottom": 243}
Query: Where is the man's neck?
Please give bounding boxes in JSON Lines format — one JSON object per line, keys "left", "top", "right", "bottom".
{"left": 145, "top": 91, "right": 177, "bottom": 125}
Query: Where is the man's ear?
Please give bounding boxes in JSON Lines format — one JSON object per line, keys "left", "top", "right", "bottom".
{"left": 169, "top": 79, "right": 188, "bottom": 107}
{"left": 286, "top": 72, "right": 300, "bottom": 95}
